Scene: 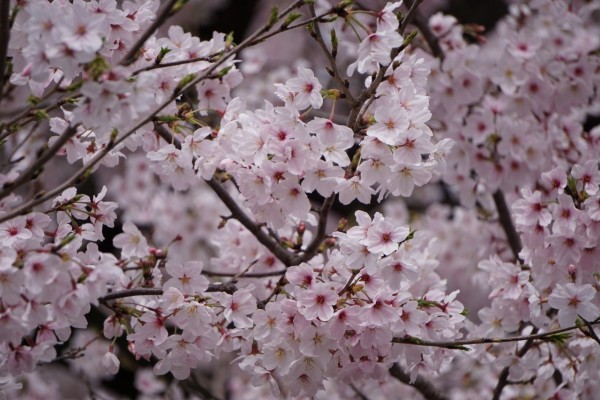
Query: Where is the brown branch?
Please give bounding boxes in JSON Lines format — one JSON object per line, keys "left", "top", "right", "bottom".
{"left": 0, "top": 125, "right": 79, "bottom": 201}
{"left": 405, "top": 0, "right": 444, "bottom": 59}
{"left": 491, "top": 327, "right": 538, "bottom": 400}
{"left": 492, "top": 189, "right": 523, "bottom": 263}
{"left": 120, "top": 0, "right": 179, "bottom": 66}
{"left": 98, "top": 282, "right": 238, "bottom": 304}
{"left": 206, "top": 177, "right": 295, "bottom": 266}
{"left": 151, "top": 123, "right": 295, "bottom": 267}
{"left": 393, "top": 320, "right": 599, "bottom": 350}
{"left": 291, "top": 194, "right": 335, "bottom": 265}
{"left": 307, "top": 4, "right": 356, "bottom": 105}
{"left": 202, "top": 269, "right": 286, "bottom": 278}
{"left": 389, "top": 363, "right": 449, "bottom": 400}
{"left": 399, "top": 0, "right": 425, "bottom": 36}
{"left": 0, "top": 0, "right": 11, "bottom": 101}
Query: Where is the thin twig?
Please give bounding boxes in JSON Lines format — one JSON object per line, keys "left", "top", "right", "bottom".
{"left": 0, "top": 0, "right": 11, "bottom": 101}
{"left": 291, "top": 194, "right": 335, "bottom": 264}
{"left": 308, "top": 4, "right": 356, "bottom": 105}
{"left": 207, "top": 177, "right": 295, "bottom": 266}
{"left": 491, "top": 327, "right": 538, "bottom": 400}
{"left": 120, "top": 0, "right": 179, "bottom": 66}
{"left": 347, "top": 0, "right": 423, "bottom": 130}
{"left": 393, "top": 321, "right": 598, "bottom": 349}
{"left": 0, "top": 125, "right": 79, "bottom": 201}
{"left": 98, "top": 282, "right": 238, "bottom": 304}
{"left": 399, "top": 0, "right": 425, "bottom": 37}
{"left": 202, "top": 269, "right": 286, "bottom": 278}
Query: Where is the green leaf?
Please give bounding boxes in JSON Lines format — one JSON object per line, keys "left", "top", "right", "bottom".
{"left": 542, "top": 333, "right": 572, "bottom": 344}
{"left": 269, "top": 6, "right": 279, "bottom": 28}
{"left": 330, "top": 29, "right": 338, "bottom": 58}
{"left": 282, "top": 12, "right": 302, "bottom": 29}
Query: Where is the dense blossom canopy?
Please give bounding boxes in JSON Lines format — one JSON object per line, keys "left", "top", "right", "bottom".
{"left": 0, "top": 0, "right": 599, "bottom": 399}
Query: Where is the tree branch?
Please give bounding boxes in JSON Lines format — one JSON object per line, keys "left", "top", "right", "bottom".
{"left": 151, "top": 123, "right": 296, "bottom": 267}
{"left": 0, "top": 125, "right": 79, "bottom": 201}
{"left": 393, "top": 321, "right": 598, "bottom": 349}
{"left": 492, "top": 189, "right": 523, "bottom": 263}
{"left": 389, "top": 363, "right": 449, "bottom": 400}
{"left": 291, "top": 194, "right": 335, "bottom": 265}
{"left": 491, "top": 327, "right": 538, "bottom": 400}
{"left": 0, "top": 0, "right": 11, "bottom": 101}
{"left": 206, "top": 177, "right": 295, "bottom": 266}
{"left": 399, "top": 0, "right": 425, "bottom": 36}
{"left": 348, "top": 0, "right": 424, "bottom": 130}
{"left": 120, "top": 0, "right": 179, "bottom": 66}
{"left": 98, "top": 282, "right": 238, "bottom": 304}
{"left": 404, "top": 0, "right": 444, "bottom": 59}
{"left": 307, "top": 4, "right": 356, "bottom": 105}
{"left": 202, "top": 269, "right": 286, "bottom": 278}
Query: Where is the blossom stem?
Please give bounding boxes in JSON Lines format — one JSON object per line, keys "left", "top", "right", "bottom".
{"left": 98, "top": 282, "right": 239, "bottom": 303}
{"left": 202, "top": 269, "right": 286, "bottom": 278}
{"left": 120, "top": 0, "right": 180, "bottom": 66}
{"left": 492, "top": 189, "right": 523, "bottom": 263}
{"left": 308, "top": 4, "right": 357, "bottom": 105}
{"left": 0, "top": 125, "right": 80, "bottom": 202}
{"left": 291, "top": 194, "right": 335, "bottom": 265}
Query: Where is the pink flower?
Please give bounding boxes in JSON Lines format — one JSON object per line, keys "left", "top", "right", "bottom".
{"left": 101, "top": 351, "right": 120, "bottom": 375}
{"left": 548, "top": 283, "right": 600, "bottom": 327}
{"left": 365, "top": 212, "right": 409, "bottom": 255}
{"left": 281, "top": 67, "right": 323, "bottom": 110}
{"left": 164, "top": 261, "right": 209, "bottom": 296}
{"left": 298, "top": 283, "right": 338, "bottom": 321}
{"left": 222, "top": 289, "right": 257, "bottom": 328}
{"left": 113, "top": 221, "right": 149, "bottom": 258}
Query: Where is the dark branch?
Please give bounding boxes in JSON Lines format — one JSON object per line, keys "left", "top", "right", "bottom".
{"left": 405, "top": 0, "right": 444, "bottom": 59}
{"left": 0, "top": 125, "right": 79, "bottom": 202}
{"left": 291, "top": 194, "right": 335, "bottom": 265}
{"left": 0, "top": 0, "right": 11, "bottom": 101}
{"left": 491, "top": 327, "right": 538, "bottom": 400}
{"left": 393, "top": 320, "right": 600, "bottom": 349}
{"left": 308, "top": 4, "right": 356, "bottom": 105}
{"left": 152, "top": 124, "right": 295, "bottom": 267}
{"left": 202, "top": 269, "right": 286, "bottom": 278}
{"left": 492, "top": 189, "right": 523, "bottom": 263}
{"left": 120, "top": 0, "right": 179, "bottom": 66}
{"left": 389, "top": 363, "right": 449, "bottom": 400}
{"left": 99, "top": 282, "right": 238, "bottom": 303}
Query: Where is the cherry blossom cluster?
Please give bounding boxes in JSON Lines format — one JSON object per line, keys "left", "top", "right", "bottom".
{"left": 425, "top": 1, "right": 600, "bottom": 206}
{"left": 95, "top": 210, "right": 465, "bottom": 398}
{"left": 0, "top": 186, "right": 120, "bottom": 378}
{"left": 1, "top": 0, "right": 600, "bottom": 398}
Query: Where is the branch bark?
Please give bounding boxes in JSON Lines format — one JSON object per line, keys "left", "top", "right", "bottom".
{"left": 492, "top": 189, "right": 523, "bottom": 263}
{"left": 389, "top": 363, "right": 449, "bottom": 400}
{"left": 0, "top": 0, "right": 11, "bottom": 101}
